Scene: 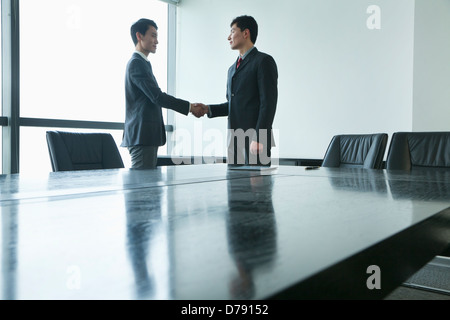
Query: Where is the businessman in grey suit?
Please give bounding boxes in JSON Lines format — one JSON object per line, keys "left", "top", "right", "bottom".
{"left": 206, "top": 15, "right": 278, "bottom": 166}
{"left": 121, "top": 18, "right": 207, "bottom": 169}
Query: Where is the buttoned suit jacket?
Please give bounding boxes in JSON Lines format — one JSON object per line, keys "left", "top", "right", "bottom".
{"left": 121, "top": 53, "right": 190, "bottom": 148}
{"left": 208, "top": 48, "right": 278, "bottom": 154}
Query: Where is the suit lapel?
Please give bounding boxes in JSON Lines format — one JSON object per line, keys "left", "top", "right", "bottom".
{"left": 230, "top": 60, "right": 237, "bottom": 78}
{"left": 234, "top": 48, "right": 258, "bottom": 75}
{"left": 133, "top": 52, "right": 157, "bottom": 82}
{"left": 228, "top": 48, "right": 258, "bottom": 103}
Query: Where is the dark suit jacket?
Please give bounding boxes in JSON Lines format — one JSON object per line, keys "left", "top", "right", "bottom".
{"left": 121, "top": 53, "right": 190, "bottom": 148}
{"left": 208, "top": 48, "right": 278, "bottom": 149}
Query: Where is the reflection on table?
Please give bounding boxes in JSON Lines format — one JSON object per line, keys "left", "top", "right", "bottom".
{"left": 0, "top": 164, "right": 449, "bottom": 300}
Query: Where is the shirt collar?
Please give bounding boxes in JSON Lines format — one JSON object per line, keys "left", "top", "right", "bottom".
{"left": 135, "top": 50, "right": 149, "bottom": 61}
{"left": 239, "top": 46, "right": 256, "bottom": 60}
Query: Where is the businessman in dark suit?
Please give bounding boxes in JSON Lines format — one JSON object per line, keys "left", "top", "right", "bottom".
{"left": 121, "top": 18, "right": 207, "bottom": 169}
{"left": 206, "top": 15, "right": 278, "bottom": 166}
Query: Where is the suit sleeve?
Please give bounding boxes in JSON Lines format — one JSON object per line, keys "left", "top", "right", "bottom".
{"left": 129, "top": 59, "right": 190, "bottom": 115}
{"left": 255, "top": 55, "right": 278, "bottom": 141}
{"left": 208, "top": 102, "right": 229, "bottom": 118}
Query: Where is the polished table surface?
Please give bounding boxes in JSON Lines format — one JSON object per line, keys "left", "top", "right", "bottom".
{"left": 1, "top": 164, "right": 449, "bottom": 300}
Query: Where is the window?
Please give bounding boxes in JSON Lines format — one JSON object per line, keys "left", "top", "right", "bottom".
{"left": 19, "top": 0, "right": 169, "bottom": 174}
{"left": 0, "top": 10, "right": 3, "bottom": 173}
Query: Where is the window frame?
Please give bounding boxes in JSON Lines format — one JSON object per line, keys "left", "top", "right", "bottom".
{"left": 1, "top": 0, "right": 177, "bottom": 174}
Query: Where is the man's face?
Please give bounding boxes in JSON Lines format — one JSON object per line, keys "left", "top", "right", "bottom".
{"left": 228, "top": 23, "right": 246, "bottom": 50}
{"left": 138, "top": 26, "right": 158, "bottom": 54}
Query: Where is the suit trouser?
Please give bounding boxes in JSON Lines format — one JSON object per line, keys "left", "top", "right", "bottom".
{"left": 128, "top": 145, "right": 158, "bottom": 169}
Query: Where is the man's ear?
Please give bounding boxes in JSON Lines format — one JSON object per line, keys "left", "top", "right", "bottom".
{"left": 136, "top": 32, "right": 143, "bottom": 42}
{"left": 243, "top": 29, "right": 250, "bottom": 40}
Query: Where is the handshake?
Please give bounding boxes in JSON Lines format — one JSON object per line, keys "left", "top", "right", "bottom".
{"left": 190, "top": 103, "right": 209, "bottom": 118}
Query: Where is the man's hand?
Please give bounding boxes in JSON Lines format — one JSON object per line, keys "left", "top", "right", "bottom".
{"left": 250, "top": 141, "right": 264, "bottom": 155}
{"left": 190, "top": 103, "right": 209, "bottom": 118}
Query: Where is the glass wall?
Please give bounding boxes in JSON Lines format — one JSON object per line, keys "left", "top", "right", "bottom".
{"left": 19, "top": 0, "right": 168, "bottom": 174}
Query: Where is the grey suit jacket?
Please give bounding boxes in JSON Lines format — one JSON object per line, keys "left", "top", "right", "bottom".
{"left": 208, "top": 47, "right": 278, "bottom": 149}
{"left": 121, "top": 53, "right": 190, "bottom": 147}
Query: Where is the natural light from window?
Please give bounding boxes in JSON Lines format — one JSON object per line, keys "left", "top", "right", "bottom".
{"left": 19, "top": 0, "right": 169, "bottom": 174}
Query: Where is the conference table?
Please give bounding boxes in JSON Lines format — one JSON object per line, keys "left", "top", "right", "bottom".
{"left": 1, "top": 164, "right": 449, "bottom": 300}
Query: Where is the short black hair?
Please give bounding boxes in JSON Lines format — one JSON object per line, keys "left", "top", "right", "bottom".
{"left": 131, "top": 18, "right": 158, "bottom": 46}
{"left": 231, "top": 15, "right": 258, "bottom": 44}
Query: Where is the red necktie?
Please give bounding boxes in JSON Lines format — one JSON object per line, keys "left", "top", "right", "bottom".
{"left": 236, "top": 57, "right": 242, "bottom": 69}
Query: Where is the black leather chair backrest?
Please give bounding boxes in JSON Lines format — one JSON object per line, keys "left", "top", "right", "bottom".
{"left": 386, "top": 132, "right": 450, "bottom": 170}
{"left": 46, "top": 131, "right": 125, "bottom": 172}
{"left": 322, "top": 133, "right": 388, "bottom": 169}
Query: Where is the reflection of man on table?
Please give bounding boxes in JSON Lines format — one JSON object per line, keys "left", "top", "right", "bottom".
{"left": 123, "top": 170, "right": 163, "bottom": 299}
{"left": 226, "top": 174, "right": 277, "bottom": 299}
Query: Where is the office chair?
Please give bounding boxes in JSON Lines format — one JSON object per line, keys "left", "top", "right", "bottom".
{"left": 386, "top": 131, "right": 450, "bottom": 170}
{"left": 385, "top": 132, "right": 450, "bottom": 297}
{"left": 46, "top": 131, "right": 125, "bottom": 172}
{"left": 386, "top": 131, "right": 450, "bottom": 256}
{"left": 321, "top": 133, "right": 388, "bottom": 169}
